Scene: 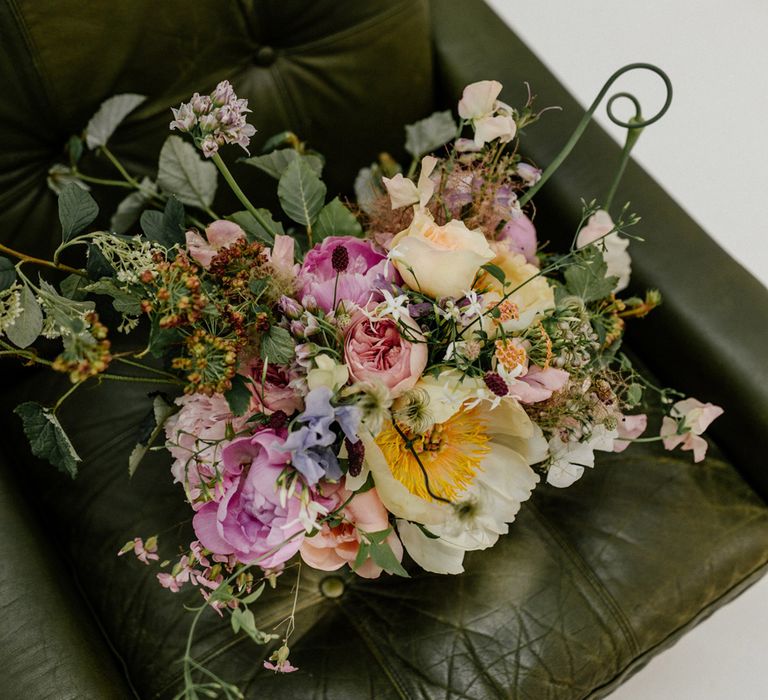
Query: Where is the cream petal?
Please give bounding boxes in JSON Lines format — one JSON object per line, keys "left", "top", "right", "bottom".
{"left": 473, "top": 114, "right": 516, "bottom": 147}
{"left": 458, "top": 80, "right": 503, "bottom": 120}
{"left": 417, "top": 156, "right": 438, "bottom": 208}
{"left": 397, "top": 519, "right": 465, "bottom": 574}
{"left": 382, "top": 173, "right": 419, "bottom": 209}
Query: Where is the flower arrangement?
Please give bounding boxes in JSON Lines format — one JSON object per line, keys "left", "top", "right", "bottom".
{"left": 0, "top": 67, "right": 722, "bottom": 694}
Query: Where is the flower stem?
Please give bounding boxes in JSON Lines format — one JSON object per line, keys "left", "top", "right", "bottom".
{"left": 72, "top": 171, "right": 134, "bottom": 189}
{"left": 211, "top": 153, "right": 275, "bottom": 243}
{"left": 0, "top": 242, "right": 87, "bottom": 277}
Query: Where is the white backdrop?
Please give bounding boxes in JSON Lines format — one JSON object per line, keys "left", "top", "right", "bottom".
{"left": 484, "top": 1, "right": 768, "bottom": 698}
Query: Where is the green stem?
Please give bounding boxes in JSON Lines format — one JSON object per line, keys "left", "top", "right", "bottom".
{"left": 518, "top": 63, "right": 672, "bottom": 208}
{"left": 53, "top": 381, "right": 83, "bottom": 413}
{"left": 211, "top": 153, "right": 275, "bottom": 242}
{"left": 1, "top": 242, "right": 87, "bottom": 277}
{"left": 101, "top": 145, "right": 142, "bottom": 188}
{"left": 604, "top": 117, "right": 643, "bottom": 214}
{"left": 73, "top": 171, "right": 134, "bottom": 189}
{"left": 113, "top": 356, "right": 180, "bottom": 381}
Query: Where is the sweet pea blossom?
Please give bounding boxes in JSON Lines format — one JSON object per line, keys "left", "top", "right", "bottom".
{"left": 661, "top": 398, "right": 723, "bottom": 462}
{"left": 576, "top": 210, "right": 632, "bottom": 292}
{"left": 382, "top": 155, "right": 438, "bottom": 209}
{"left": 546, "top": 424, "right": 618, "bottom": 488}
{"left": 498, "top": 210, "right": 538, "bottom": 266}
{"left": 458, "top": 80, "right": 516, "bottom": 149}
{"left": 185, "top": 220, "right": 245, "bottom": 268}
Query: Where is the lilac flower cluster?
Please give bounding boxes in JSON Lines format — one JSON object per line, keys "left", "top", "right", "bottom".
{"left": 170, "top": 80, "right": 256, "bottom": 157}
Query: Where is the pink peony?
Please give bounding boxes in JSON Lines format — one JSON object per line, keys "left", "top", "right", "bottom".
{"left": 186, "top": 220, "right": 245, "bottom": 268}
{"left": 298, "top": 236, "right": 397, "bottom": 312}
{"left": 165, "top": 393, "right": 249, "bottom": 507}
{"left": 661, "top": 398, "right": 723, "bottom": 463}
{"left": 193, "top": 429, "right": 306, "bottom": 569}
{"left": 243, "top": 359, "right": 304, "bottom": 415}
{"left": 498, "top": 211, "right": 538, "bottom": 266}
{"left": 300, "top": 481, "right": 404, "bottom": 579}
{"left": 344, "top": 308, "right": 427, "bottom": 397}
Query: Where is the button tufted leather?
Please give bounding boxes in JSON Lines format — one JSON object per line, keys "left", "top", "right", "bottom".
{"left": 1, "top": 1, "right": 768, "bottom": 698}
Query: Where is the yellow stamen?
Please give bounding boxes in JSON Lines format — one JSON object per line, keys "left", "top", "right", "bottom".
{"left": 494, "top": 299, "right": 519, "bottom": 324}
{"left": 375, "top": 407, "right": 490, "bottom": 502}
{"left": 495, "top": 338, "right": 527, "bottom": 373}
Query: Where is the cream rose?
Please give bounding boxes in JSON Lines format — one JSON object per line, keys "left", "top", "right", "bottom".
{"left": 388, "top": 208, "right": 494, "bottom": 299}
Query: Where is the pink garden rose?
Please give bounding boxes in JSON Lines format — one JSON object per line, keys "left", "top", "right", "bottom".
{"left": 299, "top": 481, "right": 404, "bottom": 579}
{"left": 661, "top": 398, "right": 723, "bottom": 462}
{"left": 243, "top": 359, "right": 304, "bottom": 415}
{"left": 185, "top": 220, "right": 245, "bottom": 268}
{"left": 193, "top": 429, "right": 306, "bottom": 569}
{"left": 165, "top": 393, "right": 249, "bottom": 507}
{"left": 298, "top": 236, "right": 397, "bottom": 312}
{"left": 344, "top": 308, "right": 427, "bottom": 397}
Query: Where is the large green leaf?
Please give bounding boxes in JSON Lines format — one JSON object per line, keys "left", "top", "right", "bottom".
{"left": 59, "top": 183, "right": 99, "bottom": 242}
{"left": 242, "top": 149, "right": 323, "bottom": 180}
{"left": 229, "top": 210, "right": 285, "bottom": 245}
{"left": 140, "top": 196, "right": 186, "bottom": 249}
{"left": 259, "top": 325, "right": 295, "bottom": 365}
{"left": 85, "top": 93, "right": 146, "bottom": 150}
{"left": 14, "top": 402, "right": 82, "bottom": 478}
{"left": 111, "top": 177, "right": 157, "bottom": 233}
{"left": 563, "top": 248, "right": 618, "bottom": 303}
{"left": 405, "top": 110, "right": 457, "bottom": 158}
{"left": 225, "top": 374, "right": 252, "bottom": 416}
{"left": 5, "top": 283, "right": 43, "bottom": 348}
{"left": 314, "top": 197, "right": 362, "bottom": 241}
{"left": 157, "top": 135, "right": 218, "bottom": 209}
{"left": 277, "top": 158, "right": 326, "bottom": 226}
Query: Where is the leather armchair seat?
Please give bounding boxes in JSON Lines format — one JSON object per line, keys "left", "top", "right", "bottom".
{"left": 2, "top": 1, "right": 767, "bottom": 698}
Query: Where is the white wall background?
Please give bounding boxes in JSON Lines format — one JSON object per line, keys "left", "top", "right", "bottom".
{"left": 484, "top": 1, "right": 768, "bottom": 698}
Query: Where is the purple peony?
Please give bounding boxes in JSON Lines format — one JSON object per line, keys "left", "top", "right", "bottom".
{"left": 298, "top": 236, "right": 398, "bottom": 312}
{"left": 192, "top": 429, "right": 305, "bottom": 569}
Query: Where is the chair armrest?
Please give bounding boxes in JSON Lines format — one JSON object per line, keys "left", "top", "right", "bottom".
{"left": 0, "top": 454, "right": 135, "bottom": 699}
{"left": 430, "top": 0, "right": 768, "bottom": 499}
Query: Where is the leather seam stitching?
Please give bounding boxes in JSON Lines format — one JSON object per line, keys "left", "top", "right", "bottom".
{"left": 529, "top": 501, "right": 641, "bottom": 657}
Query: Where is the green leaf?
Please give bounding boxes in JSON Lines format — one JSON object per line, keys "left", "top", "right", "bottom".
{"left": 110, "top": 177, "right": 157, "bottom": 234}
{"left": 241, "top": 582, "right": 267, "bottom": 605}
{"left": 357, "top": 528, "right": 410, "bottom": 577}
{"left": 229, "top": 210, "right": 285, "bottom": 245}
{"left": 277, "top": 157, "right": 326, "bottom": 226}
{"left": 5, "top": 284, "right": 43, "bottom": 348}
{"left": 87, "top": 243, "right": 114, "bottom": 279}
{"left": 157, "top": 135, "right": 218, "bottom": 209}
{"left": 85, "top": 279, "right": 142, "bottom": 315}
{"left": 58, "top": 183, "right": 99, "bottom": 242}
{"left": 67, "top": 135, "right": 84, "bottom": 165}
{"left": 405, "top": 110, "right": 457, "bottom": 158}
{"left": 129, "top": 393, "right": 176, "bottom": 476}
{"left": 47, "top": 164, "right": 90, "bottom": 196}
{"left": 480, "top": 262, "right": 507, "bottom": 287}
{"left": 563, "top": 248, "right": 618, "bottom": 303}
{"left": 60, "top": 274, "right": 88, "bottom": 301}
{"left": 626, "top": 384, "right": 644, "bottom": 406}
{"left": 225, "top": 374, "right": 252, "bottom": 417}
{"left": 85, "top": 93, "right": 147, "bottom": 150}
{"left": 0, "top": 256, "right": 16, "bottom": 291}
{"left": 260, "top": 325, "right": 295, "bottom": 365}
{"left": 148, "top": 318, "right": 181, "bottom": 359}
{"left": 140, "top": 197, "right": 185, "bottom": 249}
{"left": 261, "top": 131, "right": 298, "bottom": 153}
{"left": 314, "top": 197, "right": 362, "bottom": 241}
{"left": 14, "top": 402, "right": 82, "bottom": 478}
{"left": 242, "top": 149, "right": 323, "bottom": 180}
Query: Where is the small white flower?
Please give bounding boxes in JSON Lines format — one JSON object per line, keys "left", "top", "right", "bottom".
{"left": 461, "top": 289, "right": 483, "bottom": 321}
{"left": 370, "top": 289, "right": 410, "bottom": 323}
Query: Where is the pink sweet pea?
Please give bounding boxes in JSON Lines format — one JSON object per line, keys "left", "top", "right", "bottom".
{"left": 186, "top": 220, "right": 245, "bottom": 268}
{"left": 661, "top": 398, "right": 723, "bottom": 463}
{"left": 498, "top": 211, "right": 538, "bottom": 266}
{"left": 613, "top": 413, "right": 648, "bottom": 453}
{"left": 508, "top": 365, "right": 570, "bottom": 404}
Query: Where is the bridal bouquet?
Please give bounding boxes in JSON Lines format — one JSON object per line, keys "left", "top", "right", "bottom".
{"left": 0, "top": 75, "right": 721, "bottom": 688}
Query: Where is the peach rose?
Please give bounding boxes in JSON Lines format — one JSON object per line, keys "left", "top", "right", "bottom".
{"left": 388, "top": 208, "right": 494, "bottom": 299}
{"left": 299, "top": 482, "right": 403, "bottom": 579}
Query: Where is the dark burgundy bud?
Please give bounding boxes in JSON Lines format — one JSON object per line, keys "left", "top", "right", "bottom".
{"left": 483, "top": 371, "right": 509, "bottom": 397}
{"left": 268, "top": 410, "right": 289, "bottom": 431}
{"left": 331, "top": 244, "right": 349, "bottom": 273}
{"left": 345, "top": 437, "right": 365, "bottom": 477}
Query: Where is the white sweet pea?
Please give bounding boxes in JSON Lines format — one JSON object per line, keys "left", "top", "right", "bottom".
{"left": 546, "top": 424, "right": 619, "bottom": 488}
{"left": 382, "top": 156, "right": 438, "bottom": 210}
{"left": 458, "top": 80, "right": 517, "bottom": 149}
{"left": 576, "top": 210, "right": 632, "bottom": 292}
{"left": 306, "top": 354, "right": 349, "bottom": 393}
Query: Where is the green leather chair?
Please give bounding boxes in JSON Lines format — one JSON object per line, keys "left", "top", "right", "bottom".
{"left": 2, "top": 1, "right": 767, "bottom": 698}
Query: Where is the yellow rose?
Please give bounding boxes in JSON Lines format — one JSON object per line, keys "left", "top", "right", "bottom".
{"left": 479, "top": 243, "right": 554, "bottom": 332}
{"left": 388, "top": 209, "right": 494, "bottom": 299}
